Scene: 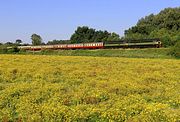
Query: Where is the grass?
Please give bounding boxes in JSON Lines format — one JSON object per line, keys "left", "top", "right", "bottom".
{"left": 0, "top": 55, "right": 179, "bottom": 121}
{"left": 17, "top": 48, "right": 174, "bottom": 59}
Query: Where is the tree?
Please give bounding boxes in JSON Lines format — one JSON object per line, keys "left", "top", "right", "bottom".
{"left": 149, "top": 28, "right": 173, "bottom": 47}
{"left": 124, "top": 7, "right": 180, "bottom": 47}
{"left": 70, "top": 26, "right": 120, "bottom": 43}
{"left": 16, "top": 39, "right": 22, "bottom": 44}
{"left": 70, "top": 26, "right": 96, "bottom": 43}
{"left": 31, "top": 34, "right": 42, "bottom": 45}
{"left": 169, "top": 41, "right": 180, "bottom": 58}
{"left": 5, "top": 42, "right": 14, "bottom": 46}
{"left": 107, "top": 32, "right": 121, "bottom": 41}
{"left": 47, "top": 40, "right": 70, "bottom": 45}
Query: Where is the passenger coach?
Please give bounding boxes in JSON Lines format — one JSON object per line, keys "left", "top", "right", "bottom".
{"left": 18, "top": 42, "right": 104, "bottom": 51}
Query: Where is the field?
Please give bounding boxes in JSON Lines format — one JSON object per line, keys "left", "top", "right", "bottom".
{"left": 0, "top": 55, "right": 179, "bottom": 121}
{"left": 23, "top": 48, "right": 173, "bottom": 59}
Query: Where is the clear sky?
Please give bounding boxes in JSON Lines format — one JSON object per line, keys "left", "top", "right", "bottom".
{"left": 0, "top": 0, "right": 179, "bottom": 43}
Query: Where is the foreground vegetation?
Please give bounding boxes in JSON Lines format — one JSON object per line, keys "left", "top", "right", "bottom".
{"left": 0, "top": 55, "right": 179, "bottom": 121}
{"left": 34, "top": 48, "right": 175, "bottom": 59}
{"left": 0, "top": 46, "right": 176, "bottom": 59}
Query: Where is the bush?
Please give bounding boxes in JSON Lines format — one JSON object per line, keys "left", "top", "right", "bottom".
{"left": 7, "top": 46, "right": 20, "bottom": 53}
{"left": 169, "top": 41, "right": 180, "bottom": 58}
{"left": 40, "top": 49, "right": 54, "bottom": 55}
{"left": 19, "top": 49, "right": 27, "bottom": 53}
{"left": 0, "top": 46, "right": 8, "bottom": 54}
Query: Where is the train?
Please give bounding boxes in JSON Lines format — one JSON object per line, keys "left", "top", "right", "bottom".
{"left": 17, "top": 39, "right": 162, "bottom": 51}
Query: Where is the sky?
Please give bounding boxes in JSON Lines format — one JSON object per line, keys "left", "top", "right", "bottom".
{"left": 0, "top": 0, "right": 179, "bottom": 43}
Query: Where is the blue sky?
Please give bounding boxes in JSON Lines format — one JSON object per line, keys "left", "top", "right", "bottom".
{"left": 0, "top": 0, "right": 179, "bottom": 43}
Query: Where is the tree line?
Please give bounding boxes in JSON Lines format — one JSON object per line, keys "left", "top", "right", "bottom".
{"left": 0, "top": 7, "right": 179, "bottom": 47}
{"left": 125, "top": 7, "right": 180, "bottom": 47}
{"left": 0, "top": 28, "right": 121, "bottom": 46}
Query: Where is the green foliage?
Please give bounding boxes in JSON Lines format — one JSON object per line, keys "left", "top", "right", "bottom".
{"left": 0, "top": 45, "right": 21, "bottom": 54}
{"left": 7, "top": 46, "right": 20, "bottom": 53}
{"left": 47, "top": 40, "right": 70, "bottom": 45}
{"left": 15, "top": 39, "right": 22, "bottom": 44}
{"left": 19, "top": 49, "right": 27, "bottom": 53}
{"left": 31, "top": 34, "right": 42, "bottom": 45}
{"left": 125, "top": 7, "right": 180, "bottom": 47}
{"left": 107, "top": 32, "right": 121, "bottom": 41}
{"left": 70, "top": 26, "right": 120, "bottom": 43}
{"left": 23, "top": 48, "right": 172, "bottom": 59}
{"left": 0, "top": 46, "right": 8, "bottom": 54}
{"left": 169, "top": 41, "right": 180, "bottom": 58}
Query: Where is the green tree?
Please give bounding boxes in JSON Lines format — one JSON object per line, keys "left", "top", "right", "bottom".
{"left": 124, "top": 7, "right": 180, "bottom": 47}
{"left": 47, "top": 40, "right": 70, "bottom": 45}
{"left": 169, "top": 41, "right": 180, "bottom": 58}
{"left": 70, "top": 26, "right": 96, "bottom": 43}
{"left": 31, "top": 34, "right": 42, "bottom": 45}
{"left": 16, "top": 39, "right": 22, "bottom": 44}
{"left": 70, "top": 26, "right": 120, "bottom": 43}
{"left": 107, "top": 32, "right": 120, "bottom": 41}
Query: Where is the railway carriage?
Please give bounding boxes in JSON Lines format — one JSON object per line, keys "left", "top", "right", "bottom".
{"left": 53, "top": 44, "right": 67, "bottom": 49}
{"left": 83, "top": 42, "right": 104, "bottom": 49}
